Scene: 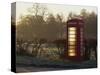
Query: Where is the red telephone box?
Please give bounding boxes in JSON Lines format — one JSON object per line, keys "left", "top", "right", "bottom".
{"left": 65, "top": 18, "right": 84, "bottom": 61}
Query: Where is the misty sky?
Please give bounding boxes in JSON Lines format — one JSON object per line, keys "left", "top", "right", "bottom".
{"left": 14, "top": 2, "right": 97, "bottom": 22}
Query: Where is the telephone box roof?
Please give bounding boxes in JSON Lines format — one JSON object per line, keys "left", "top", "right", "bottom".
{"left": 67, "top": 18, "right": 84, "bottom": 26}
